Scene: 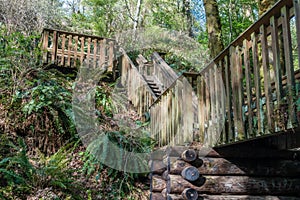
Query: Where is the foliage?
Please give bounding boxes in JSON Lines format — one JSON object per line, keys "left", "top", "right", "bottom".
{"left": 80, "top": 125, "right": 155, "bottom": 199}
{"left": 0, "top": 138, "right": 81, "bottom": 199}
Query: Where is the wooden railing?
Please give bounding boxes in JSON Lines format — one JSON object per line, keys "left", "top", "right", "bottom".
{"left": 120, "top": 49, "right": 157, "bottom": 116}
{"left": 151, "top": 52, "right": 179, "bottom": 91}
{"left": 150, "top": 76, "right": 197, "bottom": 146}
{"left": 41, "top": 28, "right": 117, "bottom": 71}
{"left": 150, "top": 0, "right": 300, "bottom": 147}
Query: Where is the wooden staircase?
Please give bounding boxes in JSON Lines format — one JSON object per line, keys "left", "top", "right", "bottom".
{"left": 144, "top": 76, "right": 163, "bottom": 97}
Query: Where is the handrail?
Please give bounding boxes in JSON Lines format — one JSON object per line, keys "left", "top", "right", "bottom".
{"left": 150, "top": 0, "right": 300, "bottom": 147}
{"left": 151, "top": 52, "right": 179, "bottom": 91}
{"left": 41, "top": 28, "right": 117, "bottom": 71}
{"left": 120, "top": 48, "right": 157, "bottom": 116}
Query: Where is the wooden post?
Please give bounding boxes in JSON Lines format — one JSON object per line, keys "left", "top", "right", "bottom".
{"left": 42, "top": 30, "right": 49, "bottom": 63}
{"left": 270, "top": 16, "right": 283, "bottom": 131}
{"left": 251, "top": 33, "right": 262, "bottom": 135}
{"left": 67, "top": 35, "right": 72, "bottom": 67}
{"left": 93, "top": 39, "right": 97, "bottom": 68}
{"left": 80, "top": 37, "right": 85, "bottom": 65}
{"left": 243, "top": 39, "right": 254, "bottom": 138}
{"left": 60, "top": 34, "right": 66, "bottom": 66}
{"left": 86, "top": 37, "right": 91, "bottom": 66}
{"left": 74, "top": 36, "right": 78, "bottom": 67}
{"left": 108, "top": 40, "right": 114, "bottom": 72}
{"left": 260, "top": 24, "right": 274, "bottom": 133}
{"left": 51, "top": 30, "right": 58, "bottom": 63}
{"left": 224, "top": 55, "right": 232, "bottom": 143}
{"left": 294, "top": 0, "right": 300, "bottom": 71}
{"left": 281, "top": 6, "right": 297, "bottom": 126}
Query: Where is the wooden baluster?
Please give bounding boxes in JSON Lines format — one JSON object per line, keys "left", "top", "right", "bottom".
{"left": 86, "top": 38, "right": 91, "bottom": 66}
{"left": 74, "top": 36, "right": 78, "bottom": 67}
{"left": 93, "top": 39, "right": 97, "bottom": 68}
{"left": 215, "top": 64, "right": 221, "bottom": 144}
{"left": 60, "top": 34, "right": 66, "bottom": 66}
{"left": 294, "top": 0, "right": 300, "bottom": 71}
{"left": 252, "top": 33, "right": 263, "bottom": 135}
{"left": 224, "top": 55, "right": 232, "bottom": 143}
{"left": 209, "top": 67, "right": 216, "bottom": 146}
{"left": 197, "top": 75, "right": 205, "bottom": 143}
{"left": 204, "top": 72, "right": 210, "bottom": 145}
{"left": 230, "top": 46, "right": 237, "bottom": 141}
{"left": 271, "top": 16, "right": 284, "bottom": 131}
{"left": 236, "top": 46, "right": 245, "bottom": 139}
{"left": 261, "top": 24, "right": 274, "bottom": 133}
{"left": 42, "top": 30, "right": 49, "bottom": 63}
{"left": 51, "top": 31, "right": 58, "bottom": 63}
{"left": 183, "top": 78, "right": 193, "bottom": 144}
{"left": 100, "top": 39, "right": 107, "bottom": 69}
{"left": 244, "top": 39, "right": 254, "bottom": 138}
{"left": 80, "top": 37, "right": 85, "bottom": 65}
{"left": 282, "top": 6, "right": 297, "bottom": 126}
{"left": 67, "top": 35, "right": 72, "bottom": 67}
{"left": 108, "top": 41, "right": 115, "bottom": 72}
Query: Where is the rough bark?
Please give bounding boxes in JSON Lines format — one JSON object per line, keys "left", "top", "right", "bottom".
{"left": 203, "top": 0, "right": 224, "bottom": 58}
{"left": 257, "top": 0, "right": 277, "bottom": 16}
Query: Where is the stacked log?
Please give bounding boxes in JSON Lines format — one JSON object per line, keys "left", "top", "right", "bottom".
{"left": 150, "top": 146, "right": 300, "bottom": 200}
{"left": 151, "top": 148, "right": 200, "bottom": 200}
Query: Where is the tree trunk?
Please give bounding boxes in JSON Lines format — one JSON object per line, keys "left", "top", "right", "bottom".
{"left": 257, "top": 0, "right": 276, "bottom": 16}
{"left": 203, "top": 0, "right": 224, "bottom": 58}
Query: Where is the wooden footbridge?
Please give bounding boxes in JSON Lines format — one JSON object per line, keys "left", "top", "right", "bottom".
{"left": 41, "top": 0, "right": 300, "bottom": 199}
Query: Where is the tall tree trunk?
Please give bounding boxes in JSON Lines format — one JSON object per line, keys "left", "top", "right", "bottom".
{"left": 257, "top": 0, "right": 276, "bottom": 16}
{"left": 133, "top": 0, "right": 142, "bottom": 31}
{"left": 203, "top": 0, "right": 224, "bottom": 59}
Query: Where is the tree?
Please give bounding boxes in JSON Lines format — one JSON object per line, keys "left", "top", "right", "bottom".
{"left": 257, "top": 0, "right": 276, "bottom": 16}
{"left": 203, "top": 0, "right": 224, "bottom": 58}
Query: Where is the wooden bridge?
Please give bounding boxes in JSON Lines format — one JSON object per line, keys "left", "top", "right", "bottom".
{"left": 41, "top": 0, "right": 300, "bottom": 198}
{"left": 41, "top": 0, "right": 300, "bottom": 149}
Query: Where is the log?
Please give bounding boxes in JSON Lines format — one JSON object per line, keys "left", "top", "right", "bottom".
{"left": 168, "top": 175, "right": 204, "bottom": 193}
{"left": 150, "top": 160, "right": 167, "bottom": 174}
{"left": 170, "top": 160, "right": 191, "bottom": 174}
{"left": 181, "top": 166, "right": 200, "bottom": 182}
{"left": 198, "top": 158, "right": 300, "bottom": 176}
{"left": 181, "top": 149, "right": 197, "bottom": 162}
{"left": 151, "top": 192, "right": 165, "bottom": 200}
{"left": 169, "top": 175, "right": 300, "bottom": 195}
{"left": 167, "top": 194, "right": 184, "bottom": 200}
{"left": 199, "top": 176, "right": 300, "bottom": 195}
{"left": 198, "top": 195, "right": 300, "bottom": 200}
{"left": 152, "top": 175, "right": 167, "bottom": 192}
{"left": 161, "top": 188, "right": 167, "bottom": 198}
{"left": 181, "top": 188, "right": 198, "bottom": 200}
